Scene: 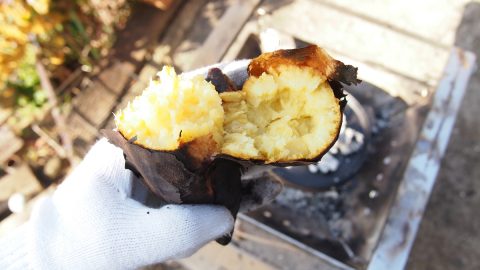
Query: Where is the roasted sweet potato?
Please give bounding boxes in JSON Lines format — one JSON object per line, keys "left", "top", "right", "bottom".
{"left": 112, "top": 45, "right": 359, "bottom": 164}
{"left": 105, "top": 45, "right": 358, "bottom": 244}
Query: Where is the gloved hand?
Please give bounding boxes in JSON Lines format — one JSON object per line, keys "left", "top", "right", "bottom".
{"left": 22, "top": 138, "right": 238, "bottom": 270}
{"left": 0, "top": 138, "right": 280, "bottom": 270}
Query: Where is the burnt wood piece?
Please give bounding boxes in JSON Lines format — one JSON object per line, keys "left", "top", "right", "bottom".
{"left": 0, "top": 126, "right": 23, "bottom": 166}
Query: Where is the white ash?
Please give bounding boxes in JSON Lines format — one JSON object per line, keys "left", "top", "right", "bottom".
{"left": 383, "top": 156, "right": 391, "bottom": 165}
{"left": 307, "top": 164, "right": 319, "bottom": 173}
{"left": 317, "top": 153, "right": 340, "bottom": 173}
{"left": 263, "top": 211, "right": 272, "bottom": 218}
{"left": 368, "top": 190, "right": 379, "bottom": 199}
{"left": 274, "top": 186, "right": 354, "bottom": 240}
{"left": 330, "top": 126, "right": 365, "bottom": 156}
{"left": 310, "top": 116, "right": 365, "bottom": 175}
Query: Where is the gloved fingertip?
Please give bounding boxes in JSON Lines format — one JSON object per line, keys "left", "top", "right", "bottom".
{"left": 210, "top": 206, "right": 235, "bottom": 236}
{"left": 164, "top": 205, "right": 234, "bottom": 239}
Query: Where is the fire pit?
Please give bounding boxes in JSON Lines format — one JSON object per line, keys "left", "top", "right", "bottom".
{"left": 222, "top": 26, "right": 476, "bottom": 269}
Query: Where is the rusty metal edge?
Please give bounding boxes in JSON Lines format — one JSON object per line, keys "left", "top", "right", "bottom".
{"left": 367, "top": 48, "right": 477, "bottom": 270}
{"left": 238, "top": 213, "right": 355, "bottom": 270}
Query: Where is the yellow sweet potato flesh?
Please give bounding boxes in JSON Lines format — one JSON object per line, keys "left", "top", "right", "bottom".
{"left": 115, "top": 66, "right": 224, "bottom": 151}
{"left": 221, "top": 65, "right": 340, "bottom": 162}
{"left": 115, "top": 63, "right": 341, "bottom": 163}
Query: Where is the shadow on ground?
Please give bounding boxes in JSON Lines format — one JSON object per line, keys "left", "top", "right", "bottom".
{"left": 407, "top": 2, "right": 480, "bottom": 269}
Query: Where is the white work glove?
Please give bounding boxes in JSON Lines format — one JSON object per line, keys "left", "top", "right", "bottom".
{"left": 0, "top": 138, "right": 280, "bottom": 270}
{"left": 29, "top": 139, "right": 235, "bottom": 269}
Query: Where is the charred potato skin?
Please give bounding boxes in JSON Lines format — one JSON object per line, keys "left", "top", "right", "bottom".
{"left": 103, "top": 130, "right": 215, "bottom": 203}
{"left": 249, "top": 45, "right": 360, "bottom": 112}
{"left": 248, "top": 45, "right": 360, "bottom": 84}
{"left": 249, "top": 45, "right": 339, "bottom": 78}
{"left": 205, "top": 67, "right": 237, "bottom": 93}
{"left": 104, "top": 129, "right": 244, "bottom": 206}
{"left": 104, "top": 129, "right": 243, "bottom": 245}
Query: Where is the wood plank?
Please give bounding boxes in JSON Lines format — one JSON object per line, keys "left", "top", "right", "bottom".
{"left": 69, "top": 1, "right": 184, "bottom": 143}
{"left": 126, "top": 64, "right": 162, "bottom": 102}
{"left": 178, "top": 240, "right": 275, "bottom": 270}
{"left": 151, "top": 0, "right": 209, "bottom": 65}
{"left": 0, "top": 164, "right": 42, "bottom": 202}
{"left": 97, "top": 61, "right": 136, "bottom": 95}
{"left": 139, "top": 0, "right": 174, "bottom": 10}
{"left": 66, "top": 113, "right": 99, "bottom": 156}
{"left": 318, "top": 0, "right": 467, "bottom": 48}
{"left": 73, "top": 81, "right": 117, "bottom": 128}
{"left": 110, "top": 0, "right": 184, "bottom": 65}
{"left": 187, "top": 0, "right": 261, "bottom": 70}
{"left": 94, "top": 0, "right": 183, "bottom": 97}
{"left": 222, "top": 21, "right": 431, "bottom": 106}
{"left": 135, "top": 64, "right": 159, "bottom": 88}
{"left": 0, "top": 126, "right": 23, "bottom": 165}
{"left": 221, "top": 21, "right": 259, "bottom": 61}
{"left": 260, "top": 0, "right": 449, "bottom": 85}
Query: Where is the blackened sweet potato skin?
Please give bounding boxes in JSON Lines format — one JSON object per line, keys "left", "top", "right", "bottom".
{"left": 248, "top": 45, "right": 360, "bottom": 84}
{"left": 104, "top": 129, "right": 243, "bottom": 245}
{"left": 206, "top": 67, "right": 237, "bottom": 93}
{"left": 103, "top": 130, "right": 213, "bottom": 203}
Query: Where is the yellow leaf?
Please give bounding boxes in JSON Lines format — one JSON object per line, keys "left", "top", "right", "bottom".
{"left": 2, "top": 2, "right": 31, "bottom": 27}
{"left": 0, "top": 25, "right": 28, "bottom": 43}
{"left": 30, "top": 21, "right": 47, "bottom": 35}
{"left": 53, "top": 36, "right": 65, "bottom": 47}
{"left": 49, "top": 56, "right": 63, "bottom": 65}
{"left": 27, "top": 0, "right": 50, "bottom": 15}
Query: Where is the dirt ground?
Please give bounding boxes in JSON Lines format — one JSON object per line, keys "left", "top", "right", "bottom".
{"left": 407, "top": 2, "right": 480, "bottom": 269}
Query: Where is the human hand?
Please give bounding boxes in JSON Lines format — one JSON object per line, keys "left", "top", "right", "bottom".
{"left": 27, "top": 136, "right": 281, "bottom": 269}
{"left": 25, "top": 139, "right": 234, "bottom": 269}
